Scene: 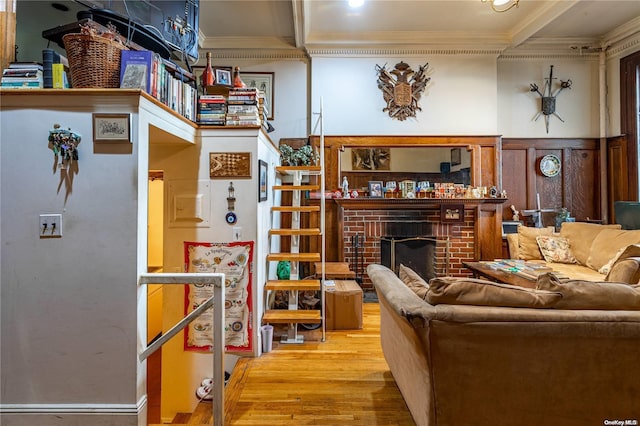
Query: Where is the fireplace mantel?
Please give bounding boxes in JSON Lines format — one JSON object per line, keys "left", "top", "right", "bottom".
{"left": 334, "top": 197, "right": 506, "bottom": 209}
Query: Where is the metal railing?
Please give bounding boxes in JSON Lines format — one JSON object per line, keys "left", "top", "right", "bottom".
{"left": 138, "top": 273, "right": 225, "bottom": 426}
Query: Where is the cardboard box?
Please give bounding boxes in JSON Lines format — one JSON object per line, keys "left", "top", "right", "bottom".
{"left": 325, "top": 280, "right": 363, "bottom": 330}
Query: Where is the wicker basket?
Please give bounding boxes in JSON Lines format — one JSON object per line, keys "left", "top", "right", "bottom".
{"left": 62, "top": 33, "right": 128, "bottom": 88}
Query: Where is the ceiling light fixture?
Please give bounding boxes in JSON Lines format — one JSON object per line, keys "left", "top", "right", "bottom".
{"left": 481, "top": 0, "right": 519, "bottom": 13}
{"left": 348, "top": 0, "right": 365, "bottom": 8}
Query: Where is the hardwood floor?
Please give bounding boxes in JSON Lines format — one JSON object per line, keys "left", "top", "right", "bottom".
{"left": 155, "top": 302, "right": 415, "bottom": 425}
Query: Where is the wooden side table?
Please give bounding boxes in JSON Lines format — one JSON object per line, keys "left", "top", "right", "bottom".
{"left": 313, "top": 262, "right": 356, "bottom": 279}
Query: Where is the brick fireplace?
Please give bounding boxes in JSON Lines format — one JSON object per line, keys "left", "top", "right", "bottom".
{"left": 334, "top": 198, "right": 503, "bottom": 290}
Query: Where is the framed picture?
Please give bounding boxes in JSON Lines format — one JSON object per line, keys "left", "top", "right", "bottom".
{"left": 258, "top": 159, "right": 268, "bottom": 202}
{"left": 368, "top": 181, "right": 383, "bottom": 198}
{"left": 92, "top": 113, "right": 131, "bottom": 143}
{"left": 209, "top": 152, "right": 252, "bottom": 178}
{"left": 451, "top": 148, "right": 461, "bottom": 166}
{"left": 214, "top": 67, "right": 232, "bottom": 87}
{"left": 242, "top": 72, "right": 274, "bottom": 120}
{"left": 440, "top": 204, "right": 465, "bottom": 223}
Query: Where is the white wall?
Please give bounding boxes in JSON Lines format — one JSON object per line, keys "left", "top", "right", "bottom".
{"left": 0, "top": 94, "right": 145, "bottom": 426}
{"left": 310, "top": 55, "right": 498, "bottom": 135}
{"left": 149, "top": 128, "right": 279, "bottom": 421}
{"left": 497, "top": 57, "right": 600, "bottom": 138}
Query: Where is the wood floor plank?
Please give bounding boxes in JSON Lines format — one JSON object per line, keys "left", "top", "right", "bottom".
{"left": 213, "top": 303, "right": 416, "bottom": 425}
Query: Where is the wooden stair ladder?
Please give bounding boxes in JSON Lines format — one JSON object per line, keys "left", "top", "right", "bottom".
{"left": 263, "top": 165, "right": 324, "bottom": 344}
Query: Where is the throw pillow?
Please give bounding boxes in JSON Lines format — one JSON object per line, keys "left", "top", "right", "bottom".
{"left": 536, "top": 235, "right": 578, "bottom": 264}
{"left": 426, "top": 276, "right": 562, "bottom": 308}
{"left": 517, "top": 226, "right": 554, "bottom": 260}
{"left": 536, "top": 273, "right": 640, "bottom": 310}
{"left": 598, "top": 247, "right": 626, "bottom": 275}
{"left": 586, "top": 229, "right": 640, "bottom": 271}
{"left": 559, "top": 222, "right": 621, "bottom": 266}
{"left": 398, "top": 264, "right": 429, "bottom": 300}
{"left": 606, "top": 258, "right": 640, "bottom": 284}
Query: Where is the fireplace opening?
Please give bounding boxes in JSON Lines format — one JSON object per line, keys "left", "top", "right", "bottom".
{"left": 380, "top": 236, "right": 443, "bottom": 281}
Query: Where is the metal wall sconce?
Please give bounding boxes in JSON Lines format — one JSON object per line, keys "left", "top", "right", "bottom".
{"left": 481, "top": 0, "right": 519, "bottom": 13}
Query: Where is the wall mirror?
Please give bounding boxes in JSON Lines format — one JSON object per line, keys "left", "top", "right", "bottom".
{"left": 339, "top": 146, "right": 472, "bottom": 193}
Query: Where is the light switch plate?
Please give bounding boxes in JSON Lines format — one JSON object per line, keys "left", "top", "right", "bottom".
{"left": 39, "top": 214, "right": 62, "bottom": 238}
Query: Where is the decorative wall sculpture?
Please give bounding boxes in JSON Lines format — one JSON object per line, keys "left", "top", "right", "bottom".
{"left": 376, "top": 61, "right": 431, "bottom": 121}
{"left": 529, "top": 65, "right": 572, "bottom": 133}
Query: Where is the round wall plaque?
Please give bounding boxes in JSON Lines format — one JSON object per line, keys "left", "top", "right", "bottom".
{"left": 539, "top": 154, "right": 561, "bottom": 177}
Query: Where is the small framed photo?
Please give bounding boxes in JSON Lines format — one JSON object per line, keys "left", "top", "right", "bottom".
{"left": 258, "top": 159, "right": 268, "bottom": 202}
{"left": 214, "top": 67, "right": 232, "bottom": 87}
{"left": 368, "top": 181, "right": 383, "bottom": 198}
{"left": 92, "top": 113, "right": 131, "bottom": 143}
{"left": 440, "top": 204, "right": 465, "bottom": 223}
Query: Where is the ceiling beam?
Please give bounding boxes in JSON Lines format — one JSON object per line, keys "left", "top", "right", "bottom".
{"left": 509, "top": 0, "right": 581, "bottom": 48}
{"left": 292, "top": 0, "right": 306, "bottom": 49}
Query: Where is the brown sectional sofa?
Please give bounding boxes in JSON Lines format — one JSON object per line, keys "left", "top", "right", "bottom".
{"left": 506, "top": 222, "right": 640, "bottom": 282}
{"left": 368, "top": 263, "right": 640, "bottom": 426}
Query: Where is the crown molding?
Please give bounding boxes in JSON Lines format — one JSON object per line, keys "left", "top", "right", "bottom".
{"left": 200, "top": 48, "right": 308, "bottom": 61}
{"left": 305, "top": 47, "right": 503, "bottom": 58}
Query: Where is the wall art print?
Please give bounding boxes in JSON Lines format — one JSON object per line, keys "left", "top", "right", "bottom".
{"left": 184, "top": 241, "right": 254, "bottom": 353}
{"left": 210, "top": 152, "right": 251, "bottom": 178}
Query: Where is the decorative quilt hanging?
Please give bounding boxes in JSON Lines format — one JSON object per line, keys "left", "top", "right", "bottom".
{"left": 184, "top": 241, "right": 254, "bottom": 353}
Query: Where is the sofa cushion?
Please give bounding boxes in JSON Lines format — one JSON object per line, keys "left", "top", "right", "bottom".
{"left": 426, "top": 276, "right": 562, "bottom": 308}
{"left": 586, "top": 229, "right": 640, "bottom": 271}
{"left": 398, "top": 264, "right": 429, "bottom": 300}
{"left": 606, "top": 258, "right": 640, "bottom": 284}
{"left": 517, "top": 226, "right": 554, "bottom": 260}
{"left": 536, "top": 273, "right": 640, "bottom": 310}
{"left": 535, "top": 235, "right": 578, "bottom": 264}
{"left": 506, "top": 233, "right": 520, "bottom": 259}
{"left": 559, "top": 222, "right": 621, "bottom": 266}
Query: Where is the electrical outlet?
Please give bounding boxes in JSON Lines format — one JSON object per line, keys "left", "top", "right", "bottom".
{"left": 232, "top": 226, "right": 242, "bottom": 241}
{"left": 39, "top": 214, "right": 62, "bottom": 238}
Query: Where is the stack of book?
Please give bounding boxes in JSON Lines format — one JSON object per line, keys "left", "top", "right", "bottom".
{"left": 197, "top": 95, "right": 227, "bottom": 125}
{"left": 483, "top": 259, "right": 568, "bottom": 281}
{"left": 226, "top": 87, "right": 261, "bottom": 126}
{"left": 1, "top": 62, "right": 44, "bottom": 89}
{"left": 119, "top": 50, "right": 197, "bottom": 122}
{"left": 42, "top": 48, "right": 69, "bottom": 89}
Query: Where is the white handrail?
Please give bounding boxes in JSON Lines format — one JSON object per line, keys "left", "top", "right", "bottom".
{"left": 138, "top": 272, "right": 225, "bottom": 426}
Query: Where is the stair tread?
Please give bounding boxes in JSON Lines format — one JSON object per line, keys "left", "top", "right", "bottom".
{"left": 276, "top": 165, "right": 322, "bottom": 175}
{"left": 263, "top": 309, "right": 322, "bottom": 324}
{"left": 272, "top": 206, "right": 320, "bottom": 212}
{"left": 269, "top": 228, "right": 321, "bottom": 236}
{"left": 273, "top": 184, "right": 320, "bottom": 191}
{"left": 265, "top": 280, "right": 321, "bottom": 290}
{"left": 267, "top": 253, "right": 321, "bottom": 262}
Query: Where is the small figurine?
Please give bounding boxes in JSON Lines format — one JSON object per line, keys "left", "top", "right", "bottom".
{"left": 511, "top": 205, "right": 520, "bottom": 221}
{"left": 342, "top": 176, "right": 349, "bottom": 196}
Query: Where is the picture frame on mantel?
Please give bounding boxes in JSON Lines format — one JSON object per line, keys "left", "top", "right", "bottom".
{"left": 440, "top": 204, "right": 464, "bottom": 223}
{"left": 242, "top": 72, "right": 274, "bottom": 120}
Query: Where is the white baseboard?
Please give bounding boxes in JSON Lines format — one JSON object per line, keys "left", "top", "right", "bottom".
{"left": 0, "top": 395, "right": 147, "bottom": 415}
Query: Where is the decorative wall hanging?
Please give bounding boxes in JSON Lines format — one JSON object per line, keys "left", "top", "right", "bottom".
{"left": 184, "top": 241, "right": 254, "bottom": 353}
{"left": 48, "top": 124, "right": 81, "bottom": 169}
{"left": 529, "top": 65, "right": 572, "bottom": 133}
{"left": 209, "top": 152, "right": 251, "bottom": 178}
{"left": 226, "top": 181, "right": 237, "bottom": 224}
{"left": 376, "top": 61, "right": 431, "bottom": 121}
{"left": 539, "top": 154, "right": 561, "bottom": 177}
{"left": 92, "top": 113, "right": 130, "bottom": 143}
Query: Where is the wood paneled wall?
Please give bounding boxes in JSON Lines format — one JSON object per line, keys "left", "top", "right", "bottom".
{"left": 501, "top": 138, "right": 603, "bottom": 224}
